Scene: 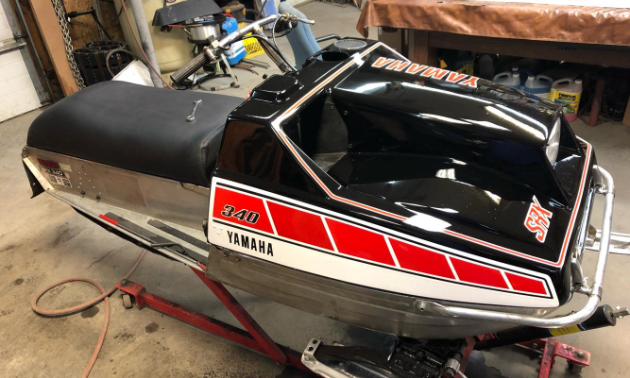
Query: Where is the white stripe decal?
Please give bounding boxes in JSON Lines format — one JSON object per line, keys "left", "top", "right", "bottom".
{"left": 321, "top": 216, "right": 339, "bottom": 253}
{"left": 501, "top": 270, "right": 514, "bottom": 291}
{"left": 384, "top": 236, "right": 401, "bottom": 268}
{"left": 446, "top": 256, "right": 460, "bottom": 281}
{"left": 210, "top": 221, "right": 558, "bottom": 307}
{"left": 263, "top": 199, "right": 277, "bottom": 236}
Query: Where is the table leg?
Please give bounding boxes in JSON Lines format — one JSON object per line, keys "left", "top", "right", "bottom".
{"left": 623, "top": 95, "right": 630, "bottom": 127}
{"left": 410, "top": 30, "right": 438, "bottom": 65}
{"left": 589, "top": 77, "right": 606, "bottom": 126}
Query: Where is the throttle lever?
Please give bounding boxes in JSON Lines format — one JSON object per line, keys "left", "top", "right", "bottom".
{"left": 294, "top": 17, "right": 315, "bottom": 25}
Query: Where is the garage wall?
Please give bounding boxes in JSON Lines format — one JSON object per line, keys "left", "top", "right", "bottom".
{"left": 0, "top": 5, "right": 41, "bottom": 122}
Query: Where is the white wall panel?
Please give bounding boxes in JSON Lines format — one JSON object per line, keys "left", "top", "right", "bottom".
{"left": 0, "top": 6, "right": 41, "bottom": 122}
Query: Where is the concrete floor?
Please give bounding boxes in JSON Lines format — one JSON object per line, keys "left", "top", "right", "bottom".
{"left": 1, "top": 2, "right": 629, "bottom": 378}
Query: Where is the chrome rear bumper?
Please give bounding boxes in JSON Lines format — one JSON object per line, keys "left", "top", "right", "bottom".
{"left": 416, "top": 166, "right": 616, "bottom": 328}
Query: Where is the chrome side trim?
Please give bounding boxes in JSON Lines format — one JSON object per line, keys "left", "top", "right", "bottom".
{"left": 417, "top": 165, "right": 615, "bottom": 328}
{"left": 23, "top": 147, "right": 209, "bottom": 230}
{"left": 23, "top": 157, "right": 206, "bottom": 272}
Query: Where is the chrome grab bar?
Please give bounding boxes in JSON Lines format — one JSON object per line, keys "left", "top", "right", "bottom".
{"left": 416, "top": 165, "right": 615, "bottom": 328}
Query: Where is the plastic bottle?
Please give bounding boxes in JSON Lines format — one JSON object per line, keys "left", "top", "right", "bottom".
{"left": 549, "top": 78, "right": 583, "bottom": 122}
{"left": 511, "top": 66, "right": 530, "bottom": 86}
{"left": 222, "top": 17, "right": 246, "bottom": 66}
{"left": 524, "top": 75, "right": 553, "bottom": 99}
{"left": 493, "top": 72, "right": 522, "bottom": 89}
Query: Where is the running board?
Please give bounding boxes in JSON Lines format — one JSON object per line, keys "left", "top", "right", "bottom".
{"left": 586, "top": 226, "right": 630, "bottom": 255}
{"left": 148, "top": 219, "right": 210, "bottom": 251}
{"left": 99, "top": 212, "right": 208, "bottom": 263}
{"left": 301, "top": 338, "right": 468, "bottom": 378}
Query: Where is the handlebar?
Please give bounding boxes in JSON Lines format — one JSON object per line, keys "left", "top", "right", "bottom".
{"left": 170, "top": 52, "right": 210, "bottom": 85}
{"left": 171, "top": 14, "right": 313, "bottom": 85}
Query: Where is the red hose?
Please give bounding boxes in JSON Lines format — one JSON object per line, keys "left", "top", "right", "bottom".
{"left": 31, "top": 250, "right": 147, "bottom": 378}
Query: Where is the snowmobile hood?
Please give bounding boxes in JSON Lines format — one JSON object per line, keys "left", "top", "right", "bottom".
{"left": 219, "top": 42, "right": 596, "bottom": 306}
{"left": 322, "top": 50, "right": 595, "bottom": 269}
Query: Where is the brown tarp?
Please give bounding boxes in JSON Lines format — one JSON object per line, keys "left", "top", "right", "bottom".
{"left": 357, "top": 0, "right": 630, "bottom": 46}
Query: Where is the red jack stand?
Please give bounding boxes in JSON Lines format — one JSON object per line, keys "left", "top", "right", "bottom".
{"left": 519, "top": 338, "right": 590, "bottom": 376}
{"left": 116, "top": 266, "right": 307, "bottom": 371}
{"left": 458, "top": 336, "right": 590, "bottom": 378}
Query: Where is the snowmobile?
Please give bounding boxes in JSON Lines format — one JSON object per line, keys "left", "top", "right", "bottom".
{"left": 22, "top": 14, "right": 616, "bottom": 343}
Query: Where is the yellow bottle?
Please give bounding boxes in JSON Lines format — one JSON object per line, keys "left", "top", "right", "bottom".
{"left": 549, "top": 78, "right": 583, "bottom": 122}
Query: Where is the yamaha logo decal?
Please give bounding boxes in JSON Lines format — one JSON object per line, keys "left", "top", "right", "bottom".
{"left": 371, "top": 57, "right": 480, "bottom": 88}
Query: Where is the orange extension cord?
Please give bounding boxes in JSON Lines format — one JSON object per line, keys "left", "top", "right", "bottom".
{"left": 31, "top": 250, "right": 147, "bottom": 378}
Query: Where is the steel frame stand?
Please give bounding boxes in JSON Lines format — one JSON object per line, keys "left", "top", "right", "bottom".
{"left": 116, "top": 266, "right": 591, "bottom": 378}
{"left": 458, "top": 337, "right": 477, "bottom": 374}
{"left": 466, "top": 336, "right": 591, "bottom": 377}
{"left": 116, "top": 266, "right": 307, "bottom": 371}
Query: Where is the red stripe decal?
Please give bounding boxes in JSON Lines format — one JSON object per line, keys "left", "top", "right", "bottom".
{"left": 266, "top": 201, "right": 334, "bottom": 251}
{"left": 99, "top": 214, "right": 118, "bottom": 226}
{"left": 214, "top": 184, "right": 549, "bottom": 296}
{"left": 505, "top": 272, "right": 547, "bottom": 295}
{"left": 326, "top": 219, "right": 395, "bottom": 266}
{"left": 389, "top": 238, "right": 455, "bottom": 279}
{"left": 450, "top": 257, "right": 509, "bottom": 289}
{"left": 212, "top": 187, "right": 274, "bottom": 233}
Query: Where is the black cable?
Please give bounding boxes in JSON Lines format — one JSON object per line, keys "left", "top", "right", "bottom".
{"left": 272, "top": 15, "right": 279, "bottom": 51}
{"left": 67, "top": 9, "right": 113, "bottom": 40}
{"left": 91, "top": 12, "right": 114, "bottom": 40}
{"left": 105, "top": 48, "right": 134, "bottom": 77}
{"left": 116, "top": 2, "right": 124, "bottom": 18}
{"left": 242, "top": 34, "right": 293, "bottom": 71}
{"left": 270, "top": 19, "right": 296, "bottom": 51}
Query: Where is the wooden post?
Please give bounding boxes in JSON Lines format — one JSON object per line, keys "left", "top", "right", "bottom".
{"left": 409, "top": 30, "right": 438, "bottom": 65}
{"left": 588, "top": 78, "right": 606, "bottom": 127}
{"left": 30, "top": 0, "right": 79, "bottom": 96}
{"left": 378, "top": 27, "right": 405, "bottom": 55}
{"left": 623, "top": 96, "right": 630, "bottom": 127}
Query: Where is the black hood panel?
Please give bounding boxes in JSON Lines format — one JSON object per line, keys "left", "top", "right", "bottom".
{"left": 223, "top": 41, "right": 596, "bottom": 305}
{"left": 323, "top": 46, "right": 593, "bottom": 270}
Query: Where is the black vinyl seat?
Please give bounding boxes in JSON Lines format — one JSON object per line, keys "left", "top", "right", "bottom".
{"left": 27, "top": 81, "right": 244, "bottom": 187}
